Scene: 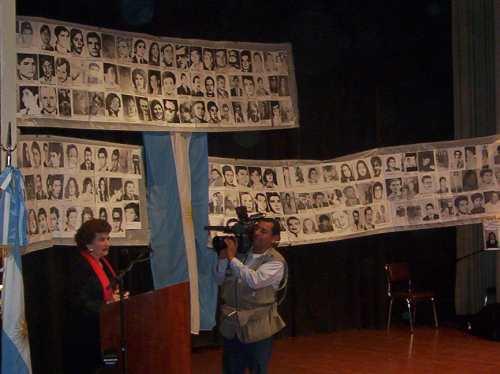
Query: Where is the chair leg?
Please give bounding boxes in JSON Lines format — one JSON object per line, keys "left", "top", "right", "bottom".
{"left": 406, "top": 299, "right": 414, "bottom": 333}
{"left": 387, "top": 298, "right": 393, "bottom": 330}
{"left": 431, "top": 298, "right": 438, "bottom": 328}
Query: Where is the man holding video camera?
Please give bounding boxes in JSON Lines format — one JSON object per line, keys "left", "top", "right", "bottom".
{"left": 214, "top": 217, "right": 287, "bottom": 374}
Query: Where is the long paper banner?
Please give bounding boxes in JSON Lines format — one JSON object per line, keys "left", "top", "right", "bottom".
{"left": 18, "top": 135, "right": 149, "bottom": 252}
{"left": 15, "top": 17, "right": 298, "bottom": 132}
{"left": 208, "top": 135, "right": 500, "bottom": 246}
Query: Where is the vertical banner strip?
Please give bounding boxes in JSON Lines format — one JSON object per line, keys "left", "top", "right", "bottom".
{"left": 171, "top": 133, "right": 200, "bottom": 334}
{"left": 188, "top": 133, "right": 217, "bottom": 330}
{"left": 143, "top": 133, "right": 188, "bottom": 289}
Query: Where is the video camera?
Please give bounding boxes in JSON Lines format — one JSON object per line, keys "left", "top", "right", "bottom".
{"left": 204, "top": 206, "right": 264, "bottom": 254}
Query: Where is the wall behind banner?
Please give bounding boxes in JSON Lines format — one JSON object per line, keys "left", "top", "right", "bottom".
{"left": 15, "top": 0, "right": 454, "bottom": 372}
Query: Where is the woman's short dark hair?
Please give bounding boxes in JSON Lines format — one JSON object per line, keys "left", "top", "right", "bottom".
{"left": 75, "top": 219, "right": 111, "bottom": 250}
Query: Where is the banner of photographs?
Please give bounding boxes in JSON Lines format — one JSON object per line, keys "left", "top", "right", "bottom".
{"left": 208, "top": 142, "right": 500, "bottom": 245}
{"left": 19, "top": 139, "right": 143, "bottom": 244}
{"left": 15, "top": 18, "right": 296, "bottom": 130}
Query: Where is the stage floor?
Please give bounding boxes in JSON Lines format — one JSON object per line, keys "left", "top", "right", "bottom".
{"left": 192, "top": 327, "right": 500, "bottom": 373}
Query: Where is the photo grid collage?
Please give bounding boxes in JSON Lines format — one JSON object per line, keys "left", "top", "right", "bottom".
{"left": 19, "top": 138, "right": 143, "bottom": 244}
{"left": 209, "top": 142, "right": 500, "bottom": 245}
{"left": 16, "top": 18, "right": 296, "bottom": 130}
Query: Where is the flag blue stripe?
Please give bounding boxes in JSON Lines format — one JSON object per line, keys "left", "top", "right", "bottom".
{"left": 143, "top": 133, "right": 188, "bottom": 288}
{"left": 188, "top": 134, "right": 217, "bottom": 330}
{"left": 1, "top": 331, "right": 30, "bottom": 374}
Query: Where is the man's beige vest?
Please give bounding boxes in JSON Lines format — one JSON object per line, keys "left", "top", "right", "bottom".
{"left": 219, "top": 248, "right": 286, "bottom": 343}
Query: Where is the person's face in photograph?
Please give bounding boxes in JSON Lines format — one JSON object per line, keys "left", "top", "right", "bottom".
{"left": 365, "top": 209, "right": 373, "bottom": 224}
{"left": 125, "top": 182, "right": 136, "bottom": 196}
{"left": 152, "top": 102, "right": 164, "bottom": 120}
{"left": 352, "top": 210, "right": 360, "bottom": 223}
{"left": 105, "top": 66, "right": 117, "bottom": 84}
{"left": 163, "top": 76, "right": 175, "bottom": 94}
{"left": 303, "top": 219, "right": 315, "bottom": 233}
{"left": 112, "top": 211, "right": 122, "bottom": 231}
{"left": 250, "top": 170, "right": 261, "bottom": 185}
{"left": 40, "top": 27, "right": 51, "bottom": 46}
{"left": 41, "top": 59, "right": 54, "bottom": 80}
{"left": 264, "top": 52, "right": 274, "bottom": 71}
{"left": 372, "top": 159, "right": 382, "bottom": 174}
{"left": 482, "top": 171, "right": 493, "bottom": 184}
{"left": 373, "top": 184, "right": 383, "bottom": 200}
{"left": 288, "top": 218, "right": 300, "bottom": 234}
{"left": 124, "top": 98, "right": 136, "bottom": 118}
{"left": 439, "top": 177, "right": 448, "bottom": 190}
{"left": 457, "top": 199, "right": 468, "bottom": 214}
{"left": 68, "top": 179, "right": 77, "bottom": 197}
{"left": 241, "top": 54, "right": 251, "bottom": 71}
{"left": 99, "top": 178, "right": 106, "bottom": 192}
{"left": 256, "top": 195, "right": 267, "bottom": 211}
{"left": 390, "top": 179, "right": 401, "bottom": 193}
{"left": 99, "top": 209, "right": 107, "bottom": 221}
{"left": 150, "top": 74, "right": 159, "bottom": 92}
{"left": 221, "top": 104, "right": 230, "bottom": 120}
{"left": 138, "top": 99, "right": 150, "bottom": 118}
{"left": 228, "top": 50, "right": 238, "bottom": 65}
{"left": 217, "top": 75, "right": 226, "bottom": 91}
{"left": 84, "top": 149, "right": 92, "bottom": 164}
{"left": 20, "top": 88, "right": 38, "bottom": 112}
{"left": 97, "top": 151, "right": 106, "bottom": 169}
{"left": 240, "top": 193, "right": 253, "bottom": 212}
{"left": 193, "top": 76, "right": 202, "bottom": 91}
{"left": 224, "top": 169, "right": 234, "bottom": 184}
{"left": 425, "top": 204, "right": 435, "bottom": 217}
{"left": 341, "top": 164, "right": 352, "bottom": 178}
{"left": 72, "top": 31, "right": 84, "bottom": 54}
{"left": 117, "top": 40, "right": 130, "bottom": 59}
{"left": 190, "top": 49, "right": 201, "bottom": 64}
{"left": 236, "top": 168, "right": 249, "bottom": 186}
{"left": 269, "top": 196, "right": 282, "bottom": 213}
{"left": 203, "top": 50, "right": 214, "bottom": 69}
{"left": 40, "top": 87, "right": 57, "bottom": 114}
{"left": 205, "top": 78, "right": 215, "bottom": 96}
{"left": 67, "top": 147, "right": 78, "bottom": 167}
{"left": 314, "top": 193, "right": 325, "bottom": 205}
{"left": 422, "top": 177, "right": 433, "bottom": 191}
{"left": 163, "top": 45, "right": 174, "bottom": 64}
{"left": 38, "top": 213, "right": 48, "bottom": 233}
{"left": 454, "top": 151, "right": 462, "bottom": 160}
{"left": 56, "top": 30, "right": 70, "bottom": 51}
{"left": 56, "top": 62, "right": 68, "bottom": 83}
{"left": 125, "top": 207, "right": 137, "bottom": 222}
{"left": 208, "top": 104, "right": 219, "bottom": 122}
{"left": 491, "top": 192, "right": 500, "bottom": 204}
{"left": 357, "top": 162, "right": 368, "bottom": 178}
{"left": 35, "top": 175, "right": 43, "bottom": 192}
{"left": 53, "top": 179, "right": 62, "bottom": 197}
{"left": 110, "top": 96, "right": 120, "bottom": 113}
{"left": 87, "top": 36, "right": 101, "bottom": 57}
{"left": 472, "top": 197, "right": 483, "bottom": 209}
{"left": 192, "top": 102, "right": 205, "bottom": 120}
{"left": 388, "top": 158, "right": 396, "bottom": 169}
{"left": 215, "top": 50, "right": 227, "bottom": 67}
{"left": 309, "top": 169, "right": 319, "bottom": 183}
{"left": 133, "top": 73, "right": 145, "bottom": 91}
{"left": 243, "top": 77, "right": 255, "bottom": 96}
{"left": 232, "top": 76, "right": 241, "bottom": 89}
{"left": 345, "top": 187, "right": 356, "bottom": 199}
{"left": 18, "top": 56, "right": 36, "bottom": 80}
{"left": 269, "top": 76, "right": 278, "bottom": 92}
{"left": 50, "top": 151, "right": 61, "bottom": 167}
{"left": 253, "top": 53, "right": 263, "bottom": 72}
{"left": 164, "top": 101, "right": 177, "bottom": 122}
{"left": 28, "top": 211, "right": 37, "bottom": 234}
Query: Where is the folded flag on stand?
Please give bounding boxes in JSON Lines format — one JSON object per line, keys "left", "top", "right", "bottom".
{"left": 0, "top": 165, "right": 32, "bottom": 374}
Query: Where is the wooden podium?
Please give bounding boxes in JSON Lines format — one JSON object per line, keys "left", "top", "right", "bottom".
{"left": 100, "top": 282, "right": 191, "bottom": 373}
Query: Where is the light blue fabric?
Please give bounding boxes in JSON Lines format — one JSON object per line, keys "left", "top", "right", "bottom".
{"left": 188, "top": 134, "right": 217, "bottom": 330}
{"left": 1, "top": 166, "right": 31, "bottom": 373}
{"left": 143, "top": 133, "right": 217, "bottom": 330}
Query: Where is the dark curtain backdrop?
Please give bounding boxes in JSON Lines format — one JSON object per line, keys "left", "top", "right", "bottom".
{"left": 16, "top": 1, "right": 454, "bottom": 373}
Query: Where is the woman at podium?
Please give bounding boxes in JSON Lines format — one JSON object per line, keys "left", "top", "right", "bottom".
{"left": 63, "top": 219, "right": 122, "bottom": 374}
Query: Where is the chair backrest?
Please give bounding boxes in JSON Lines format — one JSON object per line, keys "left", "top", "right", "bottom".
{"left": 384, "top": 262, "right": 412, "bottom": 296}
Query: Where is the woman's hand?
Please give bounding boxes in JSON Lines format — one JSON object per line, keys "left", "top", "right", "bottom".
{"left": 109, "top": 289, "right": 130, "bottom": 303}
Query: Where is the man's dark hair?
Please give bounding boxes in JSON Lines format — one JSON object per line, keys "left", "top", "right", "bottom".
{"left": 480, "top": 168, "right": 493, "bottom": 177}
{"left": 75, "top": 219, "right": 111, "bottom": 250}
{"left": 258, "top": 217, "right": 280, "bottom": 236}
{"left": 471, "top": 193, "right": 484, "bottom": 202}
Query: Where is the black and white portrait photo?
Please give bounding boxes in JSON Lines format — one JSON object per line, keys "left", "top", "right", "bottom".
{"left": 19, "top": 86, "right": 40, "bottom": 115}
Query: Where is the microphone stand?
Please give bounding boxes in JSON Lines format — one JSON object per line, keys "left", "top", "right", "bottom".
{"left": 111, "top": 248, "right": 152, "bottom": 374}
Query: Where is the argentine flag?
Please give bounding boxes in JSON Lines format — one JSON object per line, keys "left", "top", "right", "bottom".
{"left": 143, "top": 132, "right": 217, "bottom": 334}
{"left": 1, "top": 166, "right": 32, "bottom": 373}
